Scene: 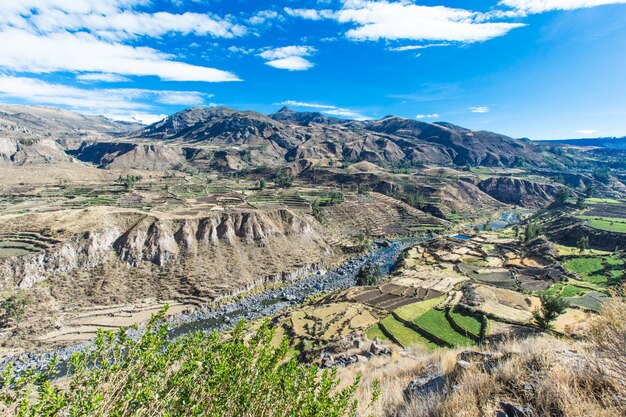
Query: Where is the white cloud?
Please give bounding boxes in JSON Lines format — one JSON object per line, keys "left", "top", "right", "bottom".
{"left": 0, "top": 75, "right": 210, "bottom": 122}
{"left": 104, "top": 112, "right": 166, "bottom": 125}
{"left": 0, "top": 0, "right": 243, "bottom": 83}
{"left": 416, "top": 113, "right": 440, "bottom": 119}
{"left": 389, "top": 43, "right": 451, "bottom": 51}
{"left": 289, "top": 1, "right": 525, "bottom": 43}
{"left": 470, "top": 106, "right": 490, "bottom": 113}
{"left": 284, "top": 7, "right": 337, "bottom": 20}
{"left": 259, "top": 46, "right": 317, "bottom": 71}
{"left": 277, "top": 100, "right": 369, "bottom": 120}
{"left": 248, "top": 10, "right": 282, "bottom": 25}
{"left": 574, "top": 129, "right": 599, "bottom": 135}
{"left": 0, "top": 29, "right": 241, "bottom": 82}
{"left": 259, "top": 46, "right": 317, "bottom": 60}
{"left": 499, "top": 0, "right": 626, "bottom": 13}
{"left": 265, "top": 56, "right": 315, "bottom": 71}
{"left": 0, "top": 1, "right": 245, "bottom": 40}
{"left": 76, "top": 73, "right": 130, "bottom": 82}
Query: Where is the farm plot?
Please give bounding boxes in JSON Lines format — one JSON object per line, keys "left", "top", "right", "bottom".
{"left": 457, "top": 263, "right": 517, "bottom": 289}
{"left": 388, "top": 297, "right": 480, "bottom": 348}
{"left": 0, "top": 232, "right": 60, "bottom": 259}
{"left": 564, "top": 256, "right": 624, "bottom": 284}
{"left": 466, "top": 285, "right": 538, "bottom": 324}
{"left": 577, "top": 216, "right": 626, "bottom": 233}
{"left": 413, "top": 309, "right": 476, "bottom": 347}
{"left": 377, "top": 315, "right": 439, "bottom": 349}
{"left": 283, "top": 302, "right": 381, "bottom": 342}
{"left": 347, "top": 284, "right": 443, "bottom": 311}
{"left": 564, "top": 292, "right": 611, "bottom": 312}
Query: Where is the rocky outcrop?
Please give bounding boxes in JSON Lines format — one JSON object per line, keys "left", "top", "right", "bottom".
{"left": 543, "top": 214, "right": 625, "bottom": 252}
{"left": 1, "top": 228, "right": 120, "bottom": 288}
{"left": 69, "top": 141, "right": 185, "bottom": 169}
{"left": 478, "top": 177, "right": 564, "bottom": 208}
{"left": 0, "top": 209, "right": 321, "bottom": 290}
{"left": 0, "top": 138, "right": 73, "bottom": 165}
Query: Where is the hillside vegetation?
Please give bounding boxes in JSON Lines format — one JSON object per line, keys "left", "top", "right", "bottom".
{"left": 0, "top": 308, "right": 376, "bottom": 417}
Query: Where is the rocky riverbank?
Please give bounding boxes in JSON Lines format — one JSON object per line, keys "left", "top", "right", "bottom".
{"left": 1, "top": 237, "right": 422, "bottom": 375}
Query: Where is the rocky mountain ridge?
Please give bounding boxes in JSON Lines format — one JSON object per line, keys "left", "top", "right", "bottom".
{"left": 0, "top": 104, "right": 564, "bottom": 169}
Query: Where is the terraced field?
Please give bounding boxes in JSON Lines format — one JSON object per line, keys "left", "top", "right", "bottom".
{"left": 0, "top": 232, "right": 60, "bottom": 259}
{"left": 370, "top": 297, "right": 483, "bottom": 349}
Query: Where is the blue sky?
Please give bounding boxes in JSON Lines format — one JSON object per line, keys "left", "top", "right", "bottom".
{"left": 0, "top": 1, "right": 625, "bottom": 140}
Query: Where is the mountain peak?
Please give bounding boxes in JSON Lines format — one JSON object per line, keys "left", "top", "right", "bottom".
{"left": 277, "top": 106, "right": 293, "bottom": 113}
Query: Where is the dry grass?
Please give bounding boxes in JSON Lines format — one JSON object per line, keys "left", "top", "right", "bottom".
{"left": 340, "top": 298, "right": 626, "bottom": 417}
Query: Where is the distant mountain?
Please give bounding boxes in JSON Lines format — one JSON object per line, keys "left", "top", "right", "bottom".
{"left": 540, "top": 137, "right": 626, "bottom": 149}
{"left": 133, "top": 107, "right": 555, "bottom": 168}
{"left": 0, "top": 104, "right": 143, "bottom": 141}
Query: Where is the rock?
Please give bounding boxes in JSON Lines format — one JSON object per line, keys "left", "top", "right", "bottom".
{"left": 321, "top": 353, "right": 334, "bottom": 368}
{"left": 457, "top": 350, "right": 494, "bottom": 362}
{"left": 454, "top": 360, "right": 472, "bottom": 373}
{"left": 356, "top": 355, "right": 369, "bottom": 363}
{"left": 404, "top": 365, "right": 447, "bottom": 399}
{"left": 353, "top": 339, "right": 364, "bottom": 350}
{"left": 370, "top": 342, "right": 383, "bottom": 355}
{"left": 498, "top": 401, "right": 536, "bottom": 417}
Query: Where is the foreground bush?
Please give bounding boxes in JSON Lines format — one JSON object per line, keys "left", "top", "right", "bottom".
{"left": 0, "top": 308, "right": 370, "bottom": 417}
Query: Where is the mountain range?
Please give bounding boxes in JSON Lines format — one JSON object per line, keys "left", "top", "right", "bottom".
{"left": 1, "top": 105, "right": 562, "bottom": 169}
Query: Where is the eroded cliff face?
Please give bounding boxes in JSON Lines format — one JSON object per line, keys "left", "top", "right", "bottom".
{"left": 0, "top": 209, "right": 327, "bottom": 291}
{"left": 478, "top": 177, "right": 564, "bottom": 208}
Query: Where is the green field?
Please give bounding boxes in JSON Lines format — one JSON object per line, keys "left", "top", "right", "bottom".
{"left": 413, "top": 309, "right": 475, "bottom": 347}
{"left": 577, "top": 216, "right": 626, "bottom": 233}
{"left": 448, "top": 309, "right": 482, "bottom": 337}
{"left": 564, "top": 257, "right": 607, "bottom": 283}
{"left": 394, "top": 296, "right": 443, "bottom": 321}
{"left": 365, "top": 323, "right": 389, "bottom": 342}
{"left": 538, "top": 282, "right": 592, "bottom": 298}
{"left": 583, "top": 198, "right": 624, "bottom": 205}
{"left": 556, "top": 244, "right": 611, "bottom": 256}
{"left": 379, "top": 315, "right": 438, "bottom": 349}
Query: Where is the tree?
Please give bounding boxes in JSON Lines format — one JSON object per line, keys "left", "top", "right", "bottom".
{"left": 577, "top": 236, "right": 589, "bottom": 253}
{"left": 0, "top": 291, "right": 28, "bottom": 327}
{"left": 258, "top": 178, "right": 266, "bottom": 190}
{"left": 533, "top": 295, "right": 569, "bottom": 329}
{"left": 117, "top": 174, "right": 142, "bottom": 189}
{"left": 554, "top": 187, "right": 570, "bottom": 205}
{"left": 273, "top": 170, "right": 294, "bottom": 189}
{"left": 355, "top": 263, "right": 382, "bottom": 286}
{"left": 576, "top": 196, "right": 586, "bottom": 208}
{"left": 593, "top": 167, "right": 611, "bottom": 185}
{"left": 584, "top": 183, "right": 594, "bottom": 198}
{"left": 524, "top": 222, "right": 543, "bottom": 242}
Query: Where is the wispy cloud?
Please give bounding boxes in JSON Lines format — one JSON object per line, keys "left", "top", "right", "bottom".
{"left": 259, "top": 46, "right": 317, "bottom": 71}
{"left": 388, "top": 43, "right": 451, "bottom": 52}
{"left": 416, "top": 113, "right": 440, "bottom": 119}
{"left": 277, "top": 100, "right": 369, "bottom": 120}
{"left": 574, "top": 129, "right": 599, "bottom": 135}
{"left": 470, "top": 106, "right": 490, "bottom": 113}
{"left": 499, "top": 0, "right": 626, "bottom": 14}
{"left": 76, "top": 73, "right": 130, "bottom": 82}
{"left": 287, "top": 2, "right": 525, "bottom": 43}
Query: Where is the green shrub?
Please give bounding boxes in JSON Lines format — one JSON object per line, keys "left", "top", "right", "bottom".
{"left": 0, "top": 308, "right": 372, "bottom": 417}
{"left": 533, "top": 295, "right": 569, "bottom": 329}
{"left": 355, "top": 263, "right": 382, "bottom": 286}
{"left": 0, "top": 292, "right": 28, "bottom": 327}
